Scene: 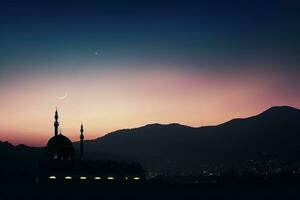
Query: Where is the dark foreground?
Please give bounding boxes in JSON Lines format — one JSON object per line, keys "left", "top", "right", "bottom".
{"left": 1, "top": 183, "right": 300, "bottom": 200}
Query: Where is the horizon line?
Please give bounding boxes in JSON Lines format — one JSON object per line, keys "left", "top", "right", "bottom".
{"left": 1, "top": 105, "right": 299, "bottom": 148}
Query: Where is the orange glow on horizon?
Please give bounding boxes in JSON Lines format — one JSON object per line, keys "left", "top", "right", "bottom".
{"left": 1, "top": 66, "right": 300, "bottom": 146}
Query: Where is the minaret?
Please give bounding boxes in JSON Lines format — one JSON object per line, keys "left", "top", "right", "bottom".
{"left": 80, "top": 124, "right": 84, "bottom": 160}
{"left": 54, "top": 109, "right": 59, "bottom": 137}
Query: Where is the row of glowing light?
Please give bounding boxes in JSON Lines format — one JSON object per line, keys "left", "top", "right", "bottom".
{"left": 49, "top": 176, "right": 140, "bottom": 180}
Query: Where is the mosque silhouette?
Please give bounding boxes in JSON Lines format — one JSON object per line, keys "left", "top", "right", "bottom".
{"left": 38, "top": 109, "right": 145, "bottom": 182}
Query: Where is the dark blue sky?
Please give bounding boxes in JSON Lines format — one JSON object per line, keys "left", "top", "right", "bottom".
{"left": 0, "top": 0, "right": 300, "bottom": 80}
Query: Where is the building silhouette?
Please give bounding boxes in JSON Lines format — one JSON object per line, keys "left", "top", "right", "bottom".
{"left": 80, "top": 124, "right": 84, "bottom": 161}
{"left": 38, "top": 109, "right": 145, "bottom": 182}
{"left": 44, "top": 109, "right": 75, "bottom": 162}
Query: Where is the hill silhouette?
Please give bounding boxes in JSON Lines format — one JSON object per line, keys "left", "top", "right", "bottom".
{"left": 0, "top": 141, "right": 42, "bottom": 182}
{"left": 1, "top": 106, "right": 300, "bottom": 176}
{"left": 74, "top": 106, "right": 300, "bottom": 174}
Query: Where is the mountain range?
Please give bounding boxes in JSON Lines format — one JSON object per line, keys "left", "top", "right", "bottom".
{"left": 1, "top": 106, "right": 300, "bottom": 175}
{"left": 73, "top": 106, "right": 300, "bottom": 174}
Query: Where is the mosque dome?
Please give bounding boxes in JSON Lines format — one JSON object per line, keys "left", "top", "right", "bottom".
{"left": 44, "top": 133, "right": 75, "bottom": 162}
{"left": 47, "top": 134, "right": 73, "bottom": 146}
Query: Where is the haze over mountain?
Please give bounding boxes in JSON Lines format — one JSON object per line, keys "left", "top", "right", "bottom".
{"left": 1, "top": 106, "right": 300, "bottom": 175}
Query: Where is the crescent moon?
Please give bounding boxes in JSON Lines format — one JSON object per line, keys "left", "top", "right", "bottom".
{"left": 58, "top": 93, "right": 67, "bottom": 100}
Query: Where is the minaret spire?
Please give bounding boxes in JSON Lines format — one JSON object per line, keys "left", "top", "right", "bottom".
{"left": 80, "top": 124, "right": 84, "bottom": 160}
{"left": 54, "top": 108, "right": 59, "bottom": 137}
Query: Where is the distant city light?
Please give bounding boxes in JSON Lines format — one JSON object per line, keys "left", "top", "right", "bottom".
{"left": 49, "top": 176, "right": 56, "bottom": 179}
{"left": 107, "top": 177, "right": 114, "bottom": 180}
{"left": 65, "top": 176, "right": 72, "bottom": 179}
{"left": 133, "top": 177, "right": 140, "bottom": 180}
{"left": 80, "top": 176, "right": 87, "bottom": 180}
{"left": 94, "top": 177, "right": 101, "bottom": 180}
{"left": 125, "top": 177, "right": 128, "bottom": 180}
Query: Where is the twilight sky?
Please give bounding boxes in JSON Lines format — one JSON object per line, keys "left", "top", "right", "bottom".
{"left": 1, "top": 0, "right": 300, "bottom": 146}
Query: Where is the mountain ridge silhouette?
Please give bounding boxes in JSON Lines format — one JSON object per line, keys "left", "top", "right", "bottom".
{"left": 1, "top": 105, "right": 300, "bottom": 175}
{"left": 72, "top": 105, "right": 300, "bottom": 174}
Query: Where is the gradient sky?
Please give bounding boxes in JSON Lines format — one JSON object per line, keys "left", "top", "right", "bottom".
{"left": 1, "top": 0, "right": 300, "bottom": 146}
